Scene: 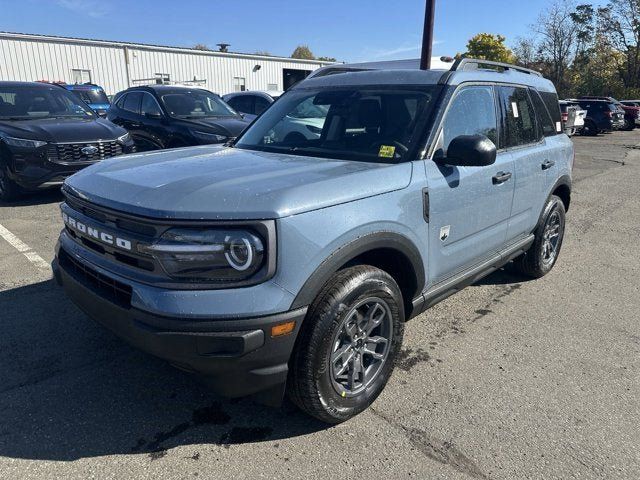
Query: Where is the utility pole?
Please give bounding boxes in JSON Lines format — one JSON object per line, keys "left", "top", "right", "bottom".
{"left": 420, "top": 0, "right": 436, "bottom": 70}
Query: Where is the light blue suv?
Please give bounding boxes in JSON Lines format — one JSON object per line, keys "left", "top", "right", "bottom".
{"left": 53, "top": 58, "right": 573, "bottom": 423}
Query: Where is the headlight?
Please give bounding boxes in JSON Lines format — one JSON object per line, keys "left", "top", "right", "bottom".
{"left": 2, "top": 136, "right": 47, "bottom": 148}
{"left": 139, "top": 228, "right": 265, "bottom": 282}
{"left": 190, "top": 130, "right": 228, "bottom": 143}
{"left": 117, "top": 133, "right": 132, "bottom": 144}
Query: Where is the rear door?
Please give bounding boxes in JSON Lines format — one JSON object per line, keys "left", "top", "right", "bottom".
{"left": 425, "top": 84, "right": 515, "bottom": 284}
{"left": 498, "top": 86, "right": 551, "bottom": 242}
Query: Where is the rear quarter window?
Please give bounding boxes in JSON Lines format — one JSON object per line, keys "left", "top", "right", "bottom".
{"left": 539, "top": 91, "right": 562, "bottom": 128}
{"left": 530, "top": 89, "right": 557, "bottom": 137}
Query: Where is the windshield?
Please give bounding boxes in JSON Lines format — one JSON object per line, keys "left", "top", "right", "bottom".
{"left": 160, "top": 90, "right": 238, "bottom": 118}
{"left": 70, "top": 88, "right": 110, "bottom": 105}
{"left": 0, "top": 85, "right": 95, "bottom": 120}
{"left": 235, "top": 86, "right": 440, "bottom": 162}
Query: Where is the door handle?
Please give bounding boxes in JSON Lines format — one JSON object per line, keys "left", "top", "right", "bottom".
{"left": 492, "top": 171, "right": 512, "bottom": 184}
{"left": 541, "top": 159, "right": 555, "bottom": 170}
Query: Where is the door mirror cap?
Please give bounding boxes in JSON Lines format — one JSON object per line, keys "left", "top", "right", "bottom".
{"left": 443, "top": 134, "right": 497, "bottom": 167}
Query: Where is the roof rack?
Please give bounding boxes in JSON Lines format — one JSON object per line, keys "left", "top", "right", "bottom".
{"left": 451, "top": 58, "right": 543, "bottom": 77}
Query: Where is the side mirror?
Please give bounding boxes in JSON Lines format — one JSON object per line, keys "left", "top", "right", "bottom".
{"left": 442, "top": 134, "right": 497, "bottom": 167}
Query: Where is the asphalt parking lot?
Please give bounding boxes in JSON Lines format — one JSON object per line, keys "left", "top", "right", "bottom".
{"left": 1, "top": 131, "right": 639, "bottom": 479}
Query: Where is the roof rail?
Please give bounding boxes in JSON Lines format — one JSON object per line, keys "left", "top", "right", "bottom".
{"left": 452, "top": 58, "right": 543, "bottom": 77}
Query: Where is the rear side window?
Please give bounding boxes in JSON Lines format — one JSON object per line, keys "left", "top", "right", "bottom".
{"left": 529, "top": 89, "right": 556, "bottom": 137}
{"left": 441, "top": 85, "right": 498, "bottom": 153}
{"left": 123, "top": 92, "right": 142, "bottom": 114}
{"left": 498, "top": 86, "right": 537, "bottom": 147}
{"left": 539, "top": 91, "right": 562, "bottom": 130}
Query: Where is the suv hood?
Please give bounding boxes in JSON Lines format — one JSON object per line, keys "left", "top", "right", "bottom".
{"left": 64, "top": 145, "right": 413, "bottom": 220}
{"left": 0, "top": 117, "right": 125, "bottom": 143}
{"left": 183, "top": 117, "right": 249, "bottom": 137}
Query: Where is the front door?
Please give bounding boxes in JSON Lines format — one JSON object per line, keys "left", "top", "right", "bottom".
{"left": 425, "top": 84, "right": 515, "bottom": 285}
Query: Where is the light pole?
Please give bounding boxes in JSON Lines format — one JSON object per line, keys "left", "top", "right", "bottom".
{"left": 420, "top": 0, "right": 436, "bottom": 70}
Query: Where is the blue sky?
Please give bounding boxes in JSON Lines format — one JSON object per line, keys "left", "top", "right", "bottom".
{"left": 3, "top": 0, "right": 603, "bottom": 62}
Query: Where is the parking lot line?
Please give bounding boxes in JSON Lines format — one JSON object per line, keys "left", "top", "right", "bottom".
{"left": 0, "top": 223, "right": 50, "bottom": 271}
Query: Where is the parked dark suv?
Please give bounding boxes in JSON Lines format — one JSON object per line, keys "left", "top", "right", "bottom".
{"left": 575, "top": 99, "right": 625, "bottom": 135}
{"left": 0, "top": 81, "right": 135, "bottom": 201}
{"left": 580, "top": 96, "right": 638, "bottom": 130}
{"left": 108, "top": 86, "right": 250, "bottom": 151}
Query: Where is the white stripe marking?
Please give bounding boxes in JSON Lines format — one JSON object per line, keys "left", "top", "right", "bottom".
{"left": 0, "top": 223, "right": 50, "bottom": 271}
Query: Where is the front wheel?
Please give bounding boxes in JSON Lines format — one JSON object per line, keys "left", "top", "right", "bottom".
{"left": 0, "top": 160, "right": 22, "bottom": 202}
{"left": 287, "top": 265, "right": 404, "bottom": 424}
{"left": 581, "top": 120, "right": 598, "bottom": 136}
{"left": 512, "top": 195, "right": 566, "bottom": 278}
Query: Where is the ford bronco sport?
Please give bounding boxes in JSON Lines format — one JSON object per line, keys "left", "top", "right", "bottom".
{"left": 53, "top": 58, "right": 573, "bottom": 423}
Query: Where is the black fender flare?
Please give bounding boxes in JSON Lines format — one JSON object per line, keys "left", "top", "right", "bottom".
{"left": 548, "top": 174, "right": 572, "bottom": 211}
{"left": 290, "top": 231, "right": 426, "bottom": 311}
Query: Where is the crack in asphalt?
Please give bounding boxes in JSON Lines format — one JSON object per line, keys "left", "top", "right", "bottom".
{"left": 370, "top": 407, "right": 490, "bottom": 479}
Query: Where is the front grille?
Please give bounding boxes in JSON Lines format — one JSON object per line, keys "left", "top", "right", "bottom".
{"left": 48, "top": 141, "right": 123, "bottom": 164}
{"left": 59, "top": 248, "right": 132, "bottom": 308}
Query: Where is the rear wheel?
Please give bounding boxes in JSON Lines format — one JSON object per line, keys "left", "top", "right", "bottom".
{"left": 287, "top": 265, "right": 404, "bottom": 424}
{"left": 0, "top": 160, "right": 22, "bottom": 202}
{"left": 512, "top": 195, "right": 566, "bottom": 278}
{"left": 581, "top": 120, "right": 598, "bottom": 136}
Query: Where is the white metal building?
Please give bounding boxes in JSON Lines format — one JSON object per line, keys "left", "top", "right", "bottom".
{"left": 0, "top": 32, "right": 333, "bottom": 95}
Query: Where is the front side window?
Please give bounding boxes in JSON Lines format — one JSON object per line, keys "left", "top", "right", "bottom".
{"left": 0, "top": 85, "right": 94, "bottom": 120}
{"left": 123, "top": 91, "right": 143, "bottom": 114}
{"left": 236, "top": 86, "right": 441, "bottom": 163}
{"left": 161, "top": 90, "right": 238, "bottom": 118}
{"left": 141, "top": 93, "right": 163, "bottom": 116}
{"left": 255, "top": 97, "right": 271, "bottom": 115}
{"left": 227, "top": 96, "right": 254, "bottom": 115}
{"left": 498, "top": 86, "right": 538, "bottom": 148}
{"left": 440, "top": 85, "right": 498, "bottom": 154}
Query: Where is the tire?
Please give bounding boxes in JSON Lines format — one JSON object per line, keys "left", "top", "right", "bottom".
{"left": 512, "top": 195, "right": 566, "bottom": 278}
{"left": 287, "top": 265, "right": 405, "bottom": 424}
{"left": 581, "top": 120, "right": 598, "bottom": 136}
{"left": 0, "top": 159, "right": 22, "bottom": 202}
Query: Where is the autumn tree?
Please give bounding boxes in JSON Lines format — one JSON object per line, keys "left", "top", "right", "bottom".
{"left": 463, "top": 33, "right": 514, "bottom": 63}
{"left": 291, "top": 45, "right": 315, "bottom": 60}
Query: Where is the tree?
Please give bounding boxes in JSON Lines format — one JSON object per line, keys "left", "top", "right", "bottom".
{"left": 193, "top": 44, "right": 210, "bottom": 51}
{"left": 463, "top": 33, "right": 515, "bottom": 63}
{"left": 533, "top": 1, "right": 577, "bottom": 94}
{"left": 291, "top": 45, "right": 315, "bottom": 60}
{"left": 596, "top": 0, "right": 640, "bottom": 89}
{"left": 317, "top": 56, "right": 337, "bottom": 62}
{"left": 254, "top": 51, "right": 272, "bottom": 56}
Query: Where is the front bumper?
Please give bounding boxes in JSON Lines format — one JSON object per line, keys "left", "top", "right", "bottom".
{"left": 52, "top": 250, "right": 307, "bottom": 402}
{"left": 7, "top": 143, "right": 136, "bottom": 190}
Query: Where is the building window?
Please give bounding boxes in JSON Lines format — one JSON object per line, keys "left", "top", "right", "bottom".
{"left": 71, "top": 69, "right": 91, "bottom": 84}
{"left": 155, "top": 73, "right": 170, "bottom": 85}
{"left": 233, "top": 77, "right": 246, "bottom": 92}
{"left": 267, "top": 83, "right": 278, "bottom": 91}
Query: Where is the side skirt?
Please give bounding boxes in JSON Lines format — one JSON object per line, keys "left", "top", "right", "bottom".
{"left": 409, "top": 234, "right": 534, "bottom": 319}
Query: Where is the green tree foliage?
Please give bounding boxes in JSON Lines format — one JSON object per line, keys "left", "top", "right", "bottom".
{"left": 464, "top": 33, "right": 515, "bottom": 63}
{"left": 317, "top": 56, "right": 337, "bottom": 62}
{"left": 291, "top": 45, "right": 315, "bottom": 60}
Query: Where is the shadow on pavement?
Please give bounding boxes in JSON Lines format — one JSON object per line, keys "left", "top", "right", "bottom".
{"left": 0, "top": 280, "right": 327, "bottom": 461}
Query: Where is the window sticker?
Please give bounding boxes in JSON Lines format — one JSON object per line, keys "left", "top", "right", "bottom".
{"left": 378, "top": 145, "right": 396, "bottom": 158}
{"left": 511, "top": 102, "right": 520, "bottom": 118}
{"left": 556, "top": 121, "right": 562, "bottom": 132}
